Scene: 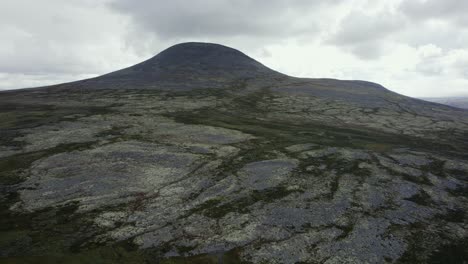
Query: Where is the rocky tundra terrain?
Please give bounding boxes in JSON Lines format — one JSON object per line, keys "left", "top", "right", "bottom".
{"left": 0, "top": 43, "right": 467, "bottom": 263}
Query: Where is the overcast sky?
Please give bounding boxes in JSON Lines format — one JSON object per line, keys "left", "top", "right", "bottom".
{"left": 1, "top": 0, "right": 467, "bottom": 97}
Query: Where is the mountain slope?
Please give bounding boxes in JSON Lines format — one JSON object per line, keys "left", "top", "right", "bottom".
{"left": 0, "top": 42, "right": 467, "bottom": 263}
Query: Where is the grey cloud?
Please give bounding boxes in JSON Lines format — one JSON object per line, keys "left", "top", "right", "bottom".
{"left": 326, "top": 11, "right": 404, "bottom": 60}
{"left": 398, "top": 25, "right": 468, "bottom": 50}
{"left": 0, "top": 0, "right": 135, "bottom": 89}
{"left": 399, "top": 0, "right": 468, "bottom": 26}
{"left": 109, "top": 0, "right": 342, "bottom": 40}
{"left": 414, "top": 61, "right": 444, "bottom": 76}
{"left": 411, "top": 48, "right": 468, "bottom": 80}
{"left": 453, "top": 56, "right": 468, "bottom": 78}
{"left": 330, "top": 11, "right": 402, "bottom": 45}
{"left": 0, "top": 27, "right": 97, "bottom": 75}
{"left": 348, "top": 41, "right": 385, "bottom": 60}
{"left": 391, "top": 1, "right": 468, "bottom": 51}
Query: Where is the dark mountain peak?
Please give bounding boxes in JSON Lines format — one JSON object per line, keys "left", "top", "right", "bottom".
{"left": 141, "top": 42, "right": 264, "bottom": 71}
{"left": 86, "top": 42, "right": 279, "bottom": 90}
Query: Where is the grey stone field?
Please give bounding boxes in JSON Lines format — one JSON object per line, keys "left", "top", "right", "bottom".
{"left": 0, "top": 43, "right": 467, "bottom": 263}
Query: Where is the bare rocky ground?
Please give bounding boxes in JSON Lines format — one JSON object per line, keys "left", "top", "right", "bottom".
{"left": 0, "top": 43, "right": 467, "bottom": 263}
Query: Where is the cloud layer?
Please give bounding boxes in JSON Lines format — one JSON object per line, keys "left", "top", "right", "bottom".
{"left": 1, "top": 0, "right": 467, "bottom": 97}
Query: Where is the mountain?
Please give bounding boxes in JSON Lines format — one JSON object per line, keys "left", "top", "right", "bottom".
{"left": 422, "top": 96, "right": 468, "bottom": 110}
{"left": 1, "top": 42, "right": 467, "bottom": 263}
{"left": 48, "top": 42, "right": 282, "bottom": 91}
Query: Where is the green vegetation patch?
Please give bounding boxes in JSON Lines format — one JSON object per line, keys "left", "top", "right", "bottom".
{"left": 190, "top": 186, "right": 300, "bottom": 219}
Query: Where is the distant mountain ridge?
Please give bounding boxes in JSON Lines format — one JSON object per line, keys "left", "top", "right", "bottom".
{"left": 421, "top": 97, "right": 468, "bottom": 109}
{"left": 27, "top": 42, "right": 462, "bottom": 114}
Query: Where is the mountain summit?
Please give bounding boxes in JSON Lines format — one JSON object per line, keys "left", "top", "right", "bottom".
{"left": 127, "top": 42, "right": 273, "bottom": 74}
{"left": 81, "top": 42, "right": 281, "bottom": 90}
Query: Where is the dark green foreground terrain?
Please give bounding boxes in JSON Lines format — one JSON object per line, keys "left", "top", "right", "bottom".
{"left": 0, "top": 43, "right": 467, "bottom": 263}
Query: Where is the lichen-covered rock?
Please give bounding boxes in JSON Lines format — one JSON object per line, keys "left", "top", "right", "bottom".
{"left": 14, "top": 141, "right": 205, "bottom": 211}
{"left": 237, "top": 159, "right": 298, "bottom": 190}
